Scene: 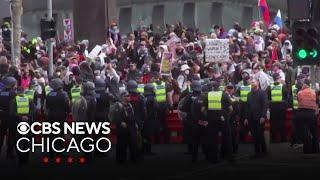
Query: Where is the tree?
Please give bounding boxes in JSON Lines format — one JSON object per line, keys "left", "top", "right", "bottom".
{"left": 11, "top": 0, "right": 23, "bottom": 67}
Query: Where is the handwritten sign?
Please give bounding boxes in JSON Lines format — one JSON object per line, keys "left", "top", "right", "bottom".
{"left": 205, "top": 39, "right": 229, "bottom": 62}
{"left": 160, "top": 52, "right": 173, "bottom": 75}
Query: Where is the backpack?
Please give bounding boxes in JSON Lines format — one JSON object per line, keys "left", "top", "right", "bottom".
{"left": 72, "top": 96, "right": 87, "bottom": 122}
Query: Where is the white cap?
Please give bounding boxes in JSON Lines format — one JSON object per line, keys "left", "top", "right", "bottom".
{"left": 180, "top": 64, "right": 190, "bottom": 72}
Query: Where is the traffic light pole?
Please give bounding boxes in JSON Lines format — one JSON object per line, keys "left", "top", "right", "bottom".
{"left": 11, "top": 0, "right": 22, "bottom": 67}
{"left": 47, "top": 0, "right": 53, "bottom": 78}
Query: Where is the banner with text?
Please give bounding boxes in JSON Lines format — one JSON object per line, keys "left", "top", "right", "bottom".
{"left": 205, "top": 39, "right": 229, "bottom": 62}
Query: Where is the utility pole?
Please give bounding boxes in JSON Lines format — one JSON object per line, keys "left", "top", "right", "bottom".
{"left": 11, "top": 0, "right": 22, "bottom": 67}
{"left": 47, "top": 0, "right": 54, "bottom": 78}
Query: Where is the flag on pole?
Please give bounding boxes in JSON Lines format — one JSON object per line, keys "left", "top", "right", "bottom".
{"left": 258, "top": 0, "right": 270, "bottom": 27}
{"left": 273, "top": 10, "right": 283, "bottom": 29}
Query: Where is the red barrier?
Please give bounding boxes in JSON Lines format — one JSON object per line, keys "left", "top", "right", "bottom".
{"left": 167, "top": 110, "right": 183, "bottom": 143}
{"left": 31, "top": 108, "right": 303, "bottom": 145}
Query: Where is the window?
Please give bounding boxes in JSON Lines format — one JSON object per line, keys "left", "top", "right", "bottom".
{"left": 119, "top": 7, "right": 132, "bottom": 33}
{"left": 183, "top": 3, "right": 195, "bottom": 28}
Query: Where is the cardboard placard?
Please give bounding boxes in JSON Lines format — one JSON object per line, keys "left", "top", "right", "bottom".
{"left": 205, "top": 39, "right": 230, "bottom": 62}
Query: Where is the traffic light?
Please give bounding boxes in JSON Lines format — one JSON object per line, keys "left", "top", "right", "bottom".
{"left": 292, "top": 21, "right": 320, "bottom": 65}
{"left": 40, "top": 18, "right": 56, "bottom": 41}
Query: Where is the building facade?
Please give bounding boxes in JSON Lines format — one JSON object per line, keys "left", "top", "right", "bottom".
{"left": 0, "top": 0, "right": 287, "bottom": 46}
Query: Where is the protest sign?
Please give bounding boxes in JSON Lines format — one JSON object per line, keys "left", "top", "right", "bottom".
{"left": 88, "top": 45, "right": 102, "bottom": 59}
{"left": 205, "top": 39, "right": 229, "bottom": 62}
{"left": 160, "top": 52, "right": 173, "bottom": 75}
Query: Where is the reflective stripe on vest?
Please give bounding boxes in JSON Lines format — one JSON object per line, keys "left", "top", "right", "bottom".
{"left": 137, "top": 84, "right": 145, "bottom": 93}
{"left": 71, "top": 87, "right": 81, "bottom": 101}
{"left": 208, "top": 91, "right": 223, "bottom": 110}
{"left": 45, "top": 86, "right": 52, "bottom": 95}
{"left": 24, "top": 89, "right": 35, "bottom": 100}
{"left": 16, "top": 96, "right": 29, "bottom": 115}
{"left": 153, "top": 82, "right": 166, "bottom": 103}
{"left": 271, "top": 84, "right": 283, "bottom": 102}
{"left": 240, "top": 85, "right": 251, "bottom": 102}
{"left": 292, "top": 85, "right": 298, "bottom": 110}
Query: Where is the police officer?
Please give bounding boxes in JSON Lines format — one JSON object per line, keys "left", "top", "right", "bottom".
{"left": 127, "top": 80, "right": 145, "bottom": 131}
{"left": 70, "top": 83, "right": 81, "bottom": 103}
{"left": 94, "top": 78, "right": 115, "bottom": 157}
{"left": 187, "top": 80, "right": 207, "bottom": 162}
{"left": 226, "top": 83, "right": 240, "bottom": 154}
{"left": 142, "top": 83, "right": 157, "bottom": 155}
{"left": 81, "top": 81, "right": 97, "bottom": 159}
{"left": 0, "top": 77, "right": 17, "bottom": 158}
{"left": 10, "top": 87, "right": 34, "bottom": 164}
{"left": 45, "top": 78, "right": 70, "bottom": 157}
{"left": 114, "top": 90, "right": 138, "bottom": 164}
{"left": 266, "top": 73, "right": 288, "bottom": 142}
{"left": 297, "top": 79, "right": 319, "bottom": 154}
{"left": 290, "top": 75, "right": 304, "bottom": 147}
{"left": 153, "top": 73, "right": 169, "bottom": 143}
{"left": 204, "top": 80, "right": 234, "bottom": 163}
{"left": 237, "top": 71, "right": 251, "bottom": 142}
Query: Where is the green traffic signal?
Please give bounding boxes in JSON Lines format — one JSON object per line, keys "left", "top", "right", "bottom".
{"left": 297, "top": 49, "right": 307, "bottom": 59}
{"left": 310, "top": 49, "right": 318, "bottom": 59}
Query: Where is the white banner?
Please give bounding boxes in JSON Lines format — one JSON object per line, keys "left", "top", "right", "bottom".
{"left": 205, "top": 39, "right": 230, "bottom": 62}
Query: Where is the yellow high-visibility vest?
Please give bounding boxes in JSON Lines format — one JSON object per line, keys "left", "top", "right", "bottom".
{"left": 16, "top": 96, "right": 29, "bottom": 115}
{"left": 292, "top": 85, "right": 298, "bottom": 110}
{"left": 45, "top": 86, "right": 52, "bottom": 95}
{"left": 271, "top": 84, "right": 283, "bottom": 102}
{"left": 71, "top": 86, "right": 81, "bottom": 101}
{"left": 24, "top": 89, "right": 35, "bottom": 100}
{"left": 208, "top": 91, "right": 223, "bottom": 110}
{"left": 137, "top": 84, "right": 145, "bottom": 93}
{"left": 240, "top": 85, "right": 251, "bottom": 102}
{"left": 153, "top": 82, "right": 166, "bottom": 103}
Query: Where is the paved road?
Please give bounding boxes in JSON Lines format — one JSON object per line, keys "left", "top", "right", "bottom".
{"left": 1, "top": 143, "right": 319, "bottom": 179}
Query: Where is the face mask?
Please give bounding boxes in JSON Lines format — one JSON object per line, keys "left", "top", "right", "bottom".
{"left": 36, "top": 46, "right": 40, "bottom": 51}
{"left": 184, "top": 70, "right": 190, "bottom": 75}
{"left": 61, "top": 54, "right": 66, "bottom": 58}
{"left": 37, "top": 54, "right": 41, "bottom": 59}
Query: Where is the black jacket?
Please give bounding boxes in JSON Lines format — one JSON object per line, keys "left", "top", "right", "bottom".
{"left": 246, "top": 89, "right": 268, "bottom": 121}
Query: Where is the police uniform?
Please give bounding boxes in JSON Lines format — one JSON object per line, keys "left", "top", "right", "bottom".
{"left": 0, "top": 77, "right": 17, "bottom": 158}
{"left": 94, "top": 79, "right": 114, "bottom": 156}
{"left": 290, "top": 83, "right": 303, "bottom": 146}
{"left": 70, "top": 85, "right": 81, "bottom": 103}
{"left": 237, "top": 83, "right": 251, "bottom": 142}
{"left": 127, "top": 80, "right": 145, "bottom": 131}
{"left": 142, "top": 84, "right": 158, "bottom": 155}
{"left": 187, "top": 81, "right": 207, "bottom": 162}
{"left": 10, "top": 90, "right": 34, "bottom": 164}
{"left": 204, "top": 82, "right": 233, "bottom": 163}
{"left": 45, "top": 79, "right": 70, "bottom": 157}
{"left": 153, "top": 80, "right": 169, "bottom": 143}
{"left": 266, "top": 81, "right": 288, "bottom": 142}
{"left": 114, "top": 90, "right": 138, "bottom": 163}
